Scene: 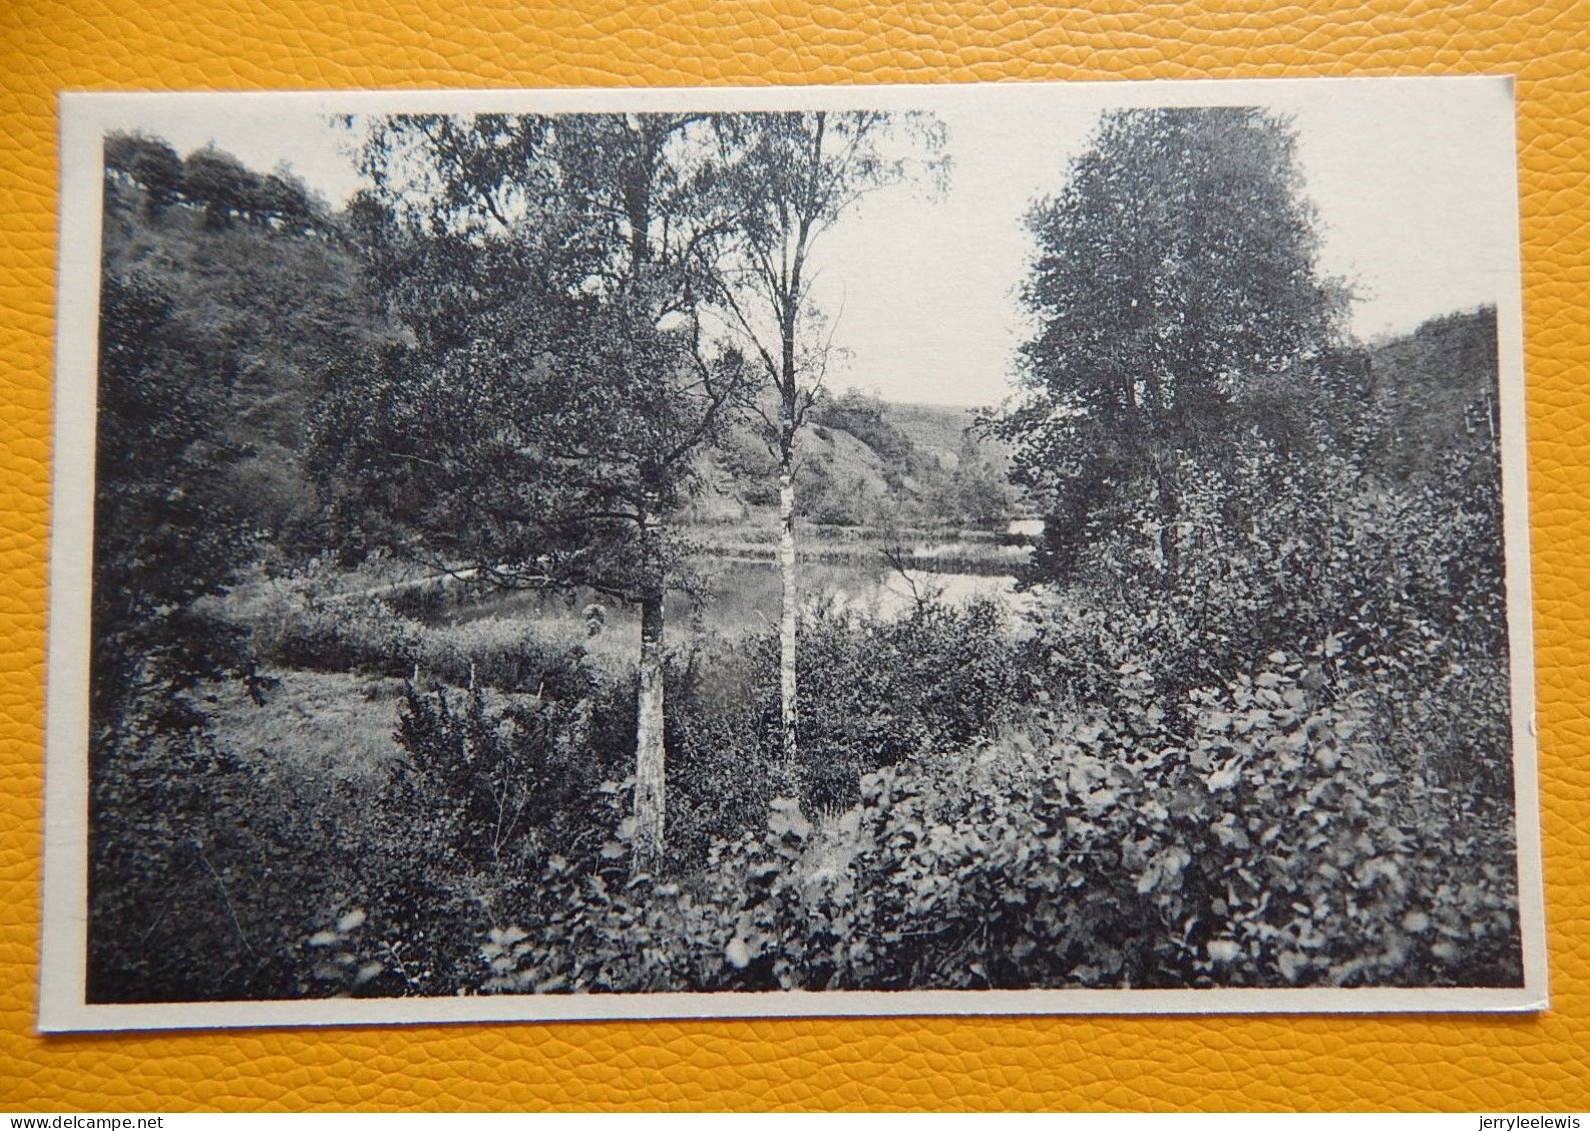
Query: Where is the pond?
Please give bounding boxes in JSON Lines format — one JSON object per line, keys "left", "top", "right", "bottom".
{"left": 454, "top": 555, "right": 1038, "bottom": 639}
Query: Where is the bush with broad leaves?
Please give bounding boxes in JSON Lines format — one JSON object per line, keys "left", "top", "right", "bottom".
{"left": 478, "top": 648, "right": 1521, "bottom": 994}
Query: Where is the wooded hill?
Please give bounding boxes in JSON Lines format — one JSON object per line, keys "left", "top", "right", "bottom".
{"left": 1363, "top": 306, "right": 1501, "bottom": 485}
{"left": 688, "top": 394, "right": 1018, "bottom": 531}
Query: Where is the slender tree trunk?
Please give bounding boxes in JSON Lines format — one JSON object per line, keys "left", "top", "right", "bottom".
{"left": 633, "top": 516, "right": 667, "bottom": 864}
{"left": 777, "top": 449, "right": 799, "bottom": 794}
{"left": 1155, "top": 462, "right": 1180, "bottom": 585}
{"left": 624, "top": 125, "right": 666, "bottom": 866}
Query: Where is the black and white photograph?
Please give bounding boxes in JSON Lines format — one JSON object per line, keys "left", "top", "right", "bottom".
{"left": 40, "top": 78, "right": 1545, "bottom": 1030}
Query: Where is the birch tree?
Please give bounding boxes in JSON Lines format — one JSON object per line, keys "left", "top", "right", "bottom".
{"left": 709, "top": 111, "right": 947, "bottom": 790}
{"left": 320, "top": 112, "right": 748, "bottom": 863}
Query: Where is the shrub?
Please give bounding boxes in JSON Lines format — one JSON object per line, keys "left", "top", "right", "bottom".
{"left": 233, "top": 579, "right": 601, "bottom": 701}
{"left": 415, "top": 619, "right": 598, "bottom": 700}
{"left": 272, "top": 596, "right": 421, "bottom": 676}
{"left": 661, "top": 636, "right": 781, "bottom": 861}
{"left": 790, "top": 598, "right": 1024, "bottom": 811}
{"left": 89, "top": 719, "right": 366, "bottom": 1002}
{"left": 477, "top": 650, "right": 1522, "bottom": 995}
{"left": 1018, "top": 438, "right": 1512, "bottom": 799}
{"left": 391, "top": 678, "right": 630, "bottom": 868}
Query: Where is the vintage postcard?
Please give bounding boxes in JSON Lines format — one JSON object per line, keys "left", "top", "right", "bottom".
{"left": 40, "top": 77, "right": 1546, "bottom": 1031}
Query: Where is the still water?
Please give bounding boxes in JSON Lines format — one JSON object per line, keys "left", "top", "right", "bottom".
{"left": 456, "top": 557, "right": 1034, "bottom": 637}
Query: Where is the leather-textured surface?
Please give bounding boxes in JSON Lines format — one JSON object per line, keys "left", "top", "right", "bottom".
{"left": 2, "top": 0, "right": 1586, "bottom": 1111}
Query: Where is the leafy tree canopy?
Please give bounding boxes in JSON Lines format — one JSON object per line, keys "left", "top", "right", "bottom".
{"left": 996, "top": 107, "right": 1350, "bottom": 583}
{"left": 316, "top": 113, "right": 752, "bottom": 599}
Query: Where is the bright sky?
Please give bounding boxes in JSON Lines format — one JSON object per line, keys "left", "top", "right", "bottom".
{"left": 97, "top": 79, "right": 1520, "bottom": 408}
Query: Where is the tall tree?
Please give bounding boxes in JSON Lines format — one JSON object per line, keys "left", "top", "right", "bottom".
{"left": 995, "top": 107, "right": 1346, "bottom": 588}
{"left": 320, "top": 113, "right": 748, "bottom": 862}
{"left": 709, "top": 111, "right": 947, "bottom": 788}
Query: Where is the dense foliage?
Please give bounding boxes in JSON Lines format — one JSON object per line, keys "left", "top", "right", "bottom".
{"left": 314, "top": 114, "right": 753, "bottom": 592}
{"left": 483, "top": 654, "right": 1519, "bottom": 994}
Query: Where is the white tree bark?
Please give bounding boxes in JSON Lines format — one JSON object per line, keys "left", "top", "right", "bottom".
{"left": 777, "top": 460, "right": 799, "bottom": 792}
{"left": 633, "top": 524, "right": 667, "bottom": 864}
{"left": 634, "top": 629, "right": 665, "bottom": 861}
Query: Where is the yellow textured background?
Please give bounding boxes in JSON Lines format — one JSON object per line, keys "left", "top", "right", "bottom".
{"left": 2, "top": 0, "right": 1586, "bottom": 1112}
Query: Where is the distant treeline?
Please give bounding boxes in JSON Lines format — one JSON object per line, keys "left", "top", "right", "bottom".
{"left": 105, "top": 132, "right": 335, "bottom": 236}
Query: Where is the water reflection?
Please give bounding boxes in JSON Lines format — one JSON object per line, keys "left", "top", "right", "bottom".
{"left": 695, "top": 559, "right": 1034, "bottom": 625}
{"left": 456, "top": 557, "right": 1035, "bottom": 637}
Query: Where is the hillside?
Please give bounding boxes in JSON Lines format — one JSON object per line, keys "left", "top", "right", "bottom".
{"left": 1363, "top": 306, "right": 1500, "bottom": 485}
{"left": 688, "top": 391, "right": 1020, "bottom": 532}
{"left": 884, "top": 402, "right": 981, "bottom": 469}
{"left": 101, "top": 144, "right": 384, "bottom": 551}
